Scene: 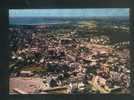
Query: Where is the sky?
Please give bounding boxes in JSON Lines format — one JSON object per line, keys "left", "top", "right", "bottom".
{"left": 9, "top": 8, "right": 129, "bottom": 18}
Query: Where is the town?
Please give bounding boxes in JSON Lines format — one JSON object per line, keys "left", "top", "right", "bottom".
{"left": 9, "top": 19, "right": 130, "bottom": 94}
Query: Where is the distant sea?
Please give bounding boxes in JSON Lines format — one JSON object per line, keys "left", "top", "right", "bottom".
{"left": 9, "top": 16, "right": 129, "bottom": 25}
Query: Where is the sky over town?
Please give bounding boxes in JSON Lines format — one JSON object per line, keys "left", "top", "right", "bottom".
{"left": 9, "top": 8, "right": 129, "bottom": 18}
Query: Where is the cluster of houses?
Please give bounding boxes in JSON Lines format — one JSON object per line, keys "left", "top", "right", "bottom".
{"left": 9, "top": 22, "right": 130, "bottom": 94}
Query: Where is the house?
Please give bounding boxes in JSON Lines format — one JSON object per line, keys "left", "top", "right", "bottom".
{"left": 20, "top": 71, "right": 34, "bottom": 77}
